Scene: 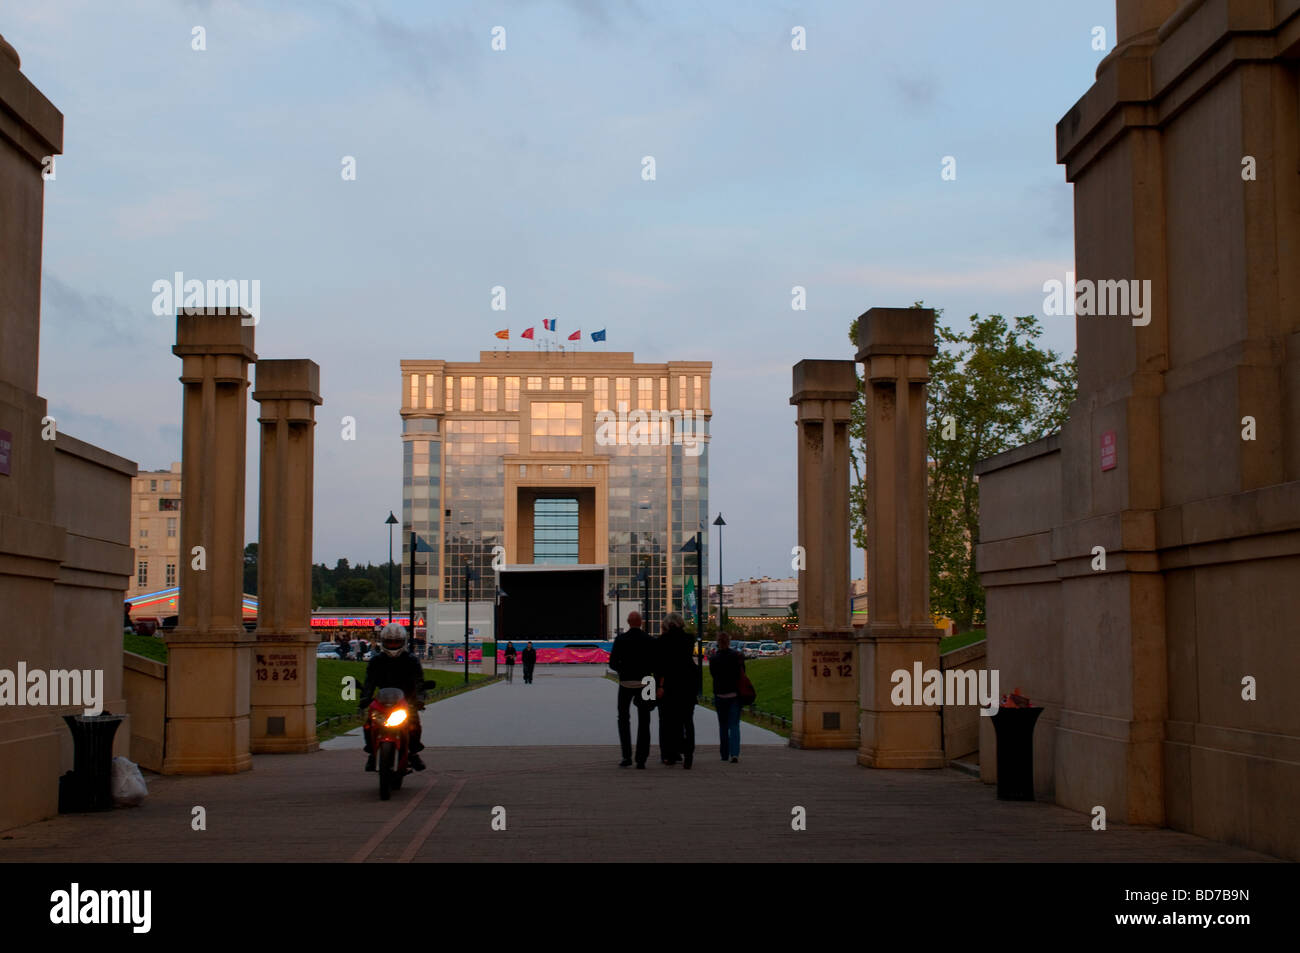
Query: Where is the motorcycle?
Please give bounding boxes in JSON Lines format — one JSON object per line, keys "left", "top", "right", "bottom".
{"left": 366, "top": 687, "right": 413, "bottom": 800}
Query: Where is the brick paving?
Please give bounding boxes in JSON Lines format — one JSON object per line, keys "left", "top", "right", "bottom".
{"left": 0, "top": 744, "right": 1276, "bottom": 863}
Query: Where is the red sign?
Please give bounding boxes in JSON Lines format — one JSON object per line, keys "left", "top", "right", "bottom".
{"left": 0, "top": 428, "right": 11, "bottom": 476}
{"left": 1100, "top": 430, "right": 1117, "bottom": 471}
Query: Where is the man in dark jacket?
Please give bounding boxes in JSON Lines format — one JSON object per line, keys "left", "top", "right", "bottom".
{"left": 609, "top": 611, "right": 655, "bottom": 768}
{"left": 521, "top": 642, "right": 537, "bottom": 684}
{"left": 359, "top": 623, "right": 427, "bottom": 772}
{"left": 655, "top": 612, "right": 698, "bottom": 769}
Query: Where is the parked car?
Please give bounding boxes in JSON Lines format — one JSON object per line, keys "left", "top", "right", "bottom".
{"left": 316, "top": 642, "right": 342, "bottom": 659}
{"left": 759, "top": 642, "right": 780, "bottom": 657}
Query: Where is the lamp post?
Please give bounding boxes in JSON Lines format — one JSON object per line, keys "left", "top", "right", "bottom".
{"left": 713, "top": 513, "right": 726, "bottom": 638}
{"left": 385, "top": 512, "right": 398, "bottom": 623}
{"left": 494, "top": 585, "right": 507, "bottom": 677}
{"left": 463, "top": 559, "right": 475, "bottom": 685}
{"left": 609, "top": 585, "right": 622, "bottom": 638}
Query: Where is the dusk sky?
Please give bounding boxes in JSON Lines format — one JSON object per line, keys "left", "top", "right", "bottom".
{"left": 11, "top": 0, "right": 1111, "bottom": 580}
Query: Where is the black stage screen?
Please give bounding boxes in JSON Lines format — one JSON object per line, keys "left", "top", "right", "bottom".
{"left": 499, "top": 567, "right": 606, "bottom": 641}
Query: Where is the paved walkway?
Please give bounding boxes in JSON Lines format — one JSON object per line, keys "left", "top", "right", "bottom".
{"left": 0, "top": 746, "right": 1275, "bottom": 863}
{"left": 324, "top": 665, "right": 783, "bottom": 748}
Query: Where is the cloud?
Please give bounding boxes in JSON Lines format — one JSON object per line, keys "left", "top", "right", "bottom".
{"left": 41, "top": 274, "right": 147, "bottom": 345}
{"left": 113, "top": 188, "right": 214, "bottom": 239}
{"left": 815, "top": 258, "right": 1074, "bottom": 296}
{"left": 893, "top": 73, "right": 937, "bottom": 109}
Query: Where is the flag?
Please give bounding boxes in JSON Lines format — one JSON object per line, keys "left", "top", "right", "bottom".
{"left": 590, "top": 328, "right": 606, "bottom": 342}
{"left": 543, "top": 318, "right": 556, "bottom": 331}
{"left": 684, "top": 576, "right": 697, "bottom": 617}
{"left": 568, "top": 330, "right": 580, "bottom": 341}
{"left": 494, "top": 329, "right": 509, "bottom": 340}
{"left": 521, "top": 327, "right": 535, "bottom": 340}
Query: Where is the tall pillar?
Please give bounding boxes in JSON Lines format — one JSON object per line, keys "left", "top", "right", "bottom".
{"left": 856, "top": 307, "right": 944, "bottom": 768}
{"left": 250, "top": 360, "right": 323, "bottom": 753}
{"left": 789, "top": 361, "right": 859, "bottom": 748}
{"left": 163, "top": 309, "right": 256, "bottom": 774}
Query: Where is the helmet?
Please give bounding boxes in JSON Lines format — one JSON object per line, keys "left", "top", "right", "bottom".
{"left": 379, "top": 622, "right": 407, "bottom": 657}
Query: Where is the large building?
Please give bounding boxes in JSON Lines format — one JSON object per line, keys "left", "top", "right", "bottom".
{"left": 731, "top": 575, "right": 799, "bottom": 610}
{"left": 127, "top": 462, "right": 182, "bottom": 600}
{"left": 398, "top": 350, "right": 711, "bottom": 636}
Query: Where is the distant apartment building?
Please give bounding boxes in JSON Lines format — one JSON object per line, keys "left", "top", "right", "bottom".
{"left": 731, "top": 576, "right": 799, "bottom": 610}
{"left": 128, "top": 462, "right": 182, "bottom": 600}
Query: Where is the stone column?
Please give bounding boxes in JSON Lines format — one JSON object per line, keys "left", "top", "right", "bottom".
{"left": 250, "top": 360, "right": 323, "bottom": 753}
{"left": 163, "top": 309, "right": 256, "bottom": 774}
{"left": 856, "top": 307, "right": 944, "bottom": 768}
{"left": 789, "top": 360, "right": 859, "bottom": 748}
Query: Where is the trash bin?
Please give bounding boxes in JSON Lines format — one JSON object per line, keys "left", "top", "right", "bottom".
{"left": 58, "top": 713, "right": 125, "bottom": 813}
{"left": 991, "top": 706, "right": 1043, "bottom": 801}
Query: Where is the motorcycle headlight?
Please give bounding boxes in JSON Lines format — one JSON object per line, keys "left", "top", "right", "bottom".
{"left": 384, "top": 708, "right": 408, "bottom": 728}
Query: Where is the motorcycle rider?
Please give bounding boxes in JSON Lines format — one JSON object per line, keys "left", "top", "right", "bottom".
{"left": 359, "top": 622, "right": 427, "bottom": 772}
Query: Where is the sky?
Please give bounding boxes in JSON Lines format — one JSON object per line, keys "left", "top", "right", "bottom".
{"left": 9, "top": 0, "right": 1113, "bottom": 580}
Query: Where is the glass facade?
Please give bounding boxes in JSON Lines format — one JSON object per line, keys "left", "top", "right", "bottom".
{"left": 400, "top": 358, "right": 709, "bottom": 637}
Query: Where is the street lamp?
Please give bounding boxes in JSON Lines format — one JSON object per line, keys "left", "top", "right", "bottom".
{"left": 385, "top": 512, "right": 398, "bottom": 623}
{"left": 713, "top": 513, "right": 726, "bottom": 638}
{"left": 494, "top": 585, "right": 508, "bottom": 677}
{"left": 609, "top": 585, "right": 623, "bottom": 638}
{"left": 463, "top": 559, "right": 475, "bottom": 685}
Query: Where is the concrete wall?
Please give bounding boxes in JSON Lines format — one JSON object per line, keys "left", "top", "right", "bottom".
{"left": 940, "top": 639, "right": 987, "bottom": 762}
{"left": 122, "top": 652, "right": 166, "bottom": 771}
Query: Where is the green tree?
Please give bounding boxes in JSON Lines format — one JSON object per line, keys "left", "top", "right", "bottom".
{"left": 849, "top": 304, "right": 1076, "bottom": 633}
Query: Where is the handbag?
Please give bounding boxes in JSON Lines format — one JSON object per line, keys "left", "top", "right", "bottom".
{"left": 737, "top": 671, "right": 757, "bottom": 707}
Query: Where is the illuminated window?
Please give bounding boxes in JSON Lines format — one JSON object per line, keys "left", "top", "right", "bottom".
{"left": 571, "top": 377, "right": 586, "bottom": 390}
{"left": 660, "top": 378, "right": 668, "bottom": 410}
{"left": 410, "top": 374, "right": 418, "bottom": 408}
{"left": 425, "top": 374, "right": 434, "bottom": 410}
{"left": 638, "top": 378, "right": 653, "bottom": 408}
{"left": 527, "top": 376, "right": 543, "bottom": 390}
{"left": 482, "top": 377, "right": 498, "bottom": 412}
{"left": 460, "top": 377, "right": 475, "bottom": 411}
{"left": 616, "top": 377, "right": 630, "bottom": 408}
{"left": 678, "top": 375, "right": 687, "bottom": 409}
{"left": 694, "top": 376, "right": 702, "bottom": 408}
{"left": 594, "top": 378, "right": 608, "bottom": 411}
{"left": 445, "top": 376, "right": 454, "bottom": 409}
{"left": 165, "top": 563, "right": 176, "bottom": 586}
{"left": 505, "top": 377, "right": 520, "bottom": 411}
{"left": 529, "top": 402, "right": 582, "bottom": 453}
{"left": 549, "top": 376, "right": 564, "bottom": 390}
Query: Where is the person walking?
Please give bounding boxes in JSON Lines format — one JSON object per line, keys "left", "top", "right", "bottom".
{"left": 609, "top": 610, "right": 655, "bottom": 769}
{"left": 522, "top": 641, "right": 537, "bottom": 684}
{"left": 709, "top": 631, "right": 745, "bottom": 763}
{"left": 504, "top": 642, "right": 517, "bottom": 683}
{"left": 655, "top": 612, "right": 698, "bottom": 769}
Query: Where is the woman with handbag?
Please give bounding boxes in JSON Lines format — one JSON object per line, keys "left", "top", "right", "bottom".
{"left": 708, "top": 632, "right": 751, "bottom": 763}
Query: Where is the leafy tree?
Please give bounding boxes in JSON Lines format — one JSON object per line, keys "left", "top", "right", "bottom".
{"left": 849, "top": 304, "right": 1076, "bottom": 633}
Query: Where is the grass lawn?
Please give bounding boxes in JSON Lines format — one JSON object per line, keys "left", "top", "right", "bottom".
{"left": 940, "top": 629, "right": 986, "bottom": 653}
{"left": 698, "top": 654, "right": 793, "bottom": 737}
{"left": 122, "top": 635, "right": 494, "bottom": 743}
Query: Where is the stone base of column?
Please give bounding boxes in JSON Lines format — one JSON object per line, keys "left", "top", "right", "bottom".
{"left": 857, "top": 628, "right": 945, "bottom": 769}
{"left": 161, "top": 633, "right": 253, "bottom": 774}
{"left": 791, "top": 629, "right": 859, "bottom": 749}
{"left": 250, "top": 639, "right": 319, "bottom": 754}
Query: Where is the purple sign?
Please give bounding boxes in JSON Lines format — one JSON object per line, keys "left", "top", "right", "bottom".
{"left": 0, "top": 429, "right": 11, "bottom": 476}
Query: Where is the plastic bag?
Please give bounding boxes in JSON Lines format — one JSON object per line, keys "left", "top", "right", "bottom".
{"left": 111, "top": 756, "right": 148, "bottom": 807}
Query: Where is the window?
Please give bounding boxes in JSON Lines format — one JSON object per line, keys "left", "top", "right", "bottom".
{"left": 150, "top": 479, "right": 157, "bottom": 491}
{"left": 586, "top": 465, "right": 594, "bottom": 478}
{"left": 137, "top": 562, "right": 148, "bottom": 587}
{"left": 530, "top": 402, "right": 582, "bottom": 452}
{"left": 660, "top": 378, "right": 668, "bottom": 410}
{"left": 410, "top": 374, "right": 418, "bottom": 408}
{"left": 167, "top": 518, "right": 177, "bottom": 538}
{"left": 594, "top": 378, "right": 608, "bottom": 411}
{"left": 694, "top": 376, "right": 702, "bottom": 408}
{"left": 159, "top": 498, "right": 180, "bottom": 511}
{"left": 165, "top": 563, "right": 176, "bottom": 586}
{"left": 519, "top": 465, "right": 528, "bottom": 477}
{"left": 534, "top": 497, "right": 579, "bottom": 564}
{"left": 505, "top": 377, "right": 520, "bottom": 411}
{"left": 616, "top": 377, "right": 630, "bottom": 408}
{"left": 527, "top": 376, "right": 543, "bottom": 390}
{"left": 163, "top": 480, "right": 171, "bottom": 492}
{"left": 638, "top": 378, "right": 653, "bottom": 408}
{"left": 140, "top": 528, "right": 148, "bottom": 538}
{"left": 571, "top": 377, "right": 586, "bottom": 390}
{"left": 482, "top": 377, "right": 498, "bottom": 412}
{"left": 445, "top": 376, "right": 454, "bottom": 409}
{"left": 460, "top": 377, "right": 476, "bottom": 412}
{"left": 549, "top": 376, "right": 564, "bottom": 390}
{"left": 678, "top": 375, "right": 687, "bottom": 408}
{"left": 425, "top": 374, "right": 434, "bottom": 410}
